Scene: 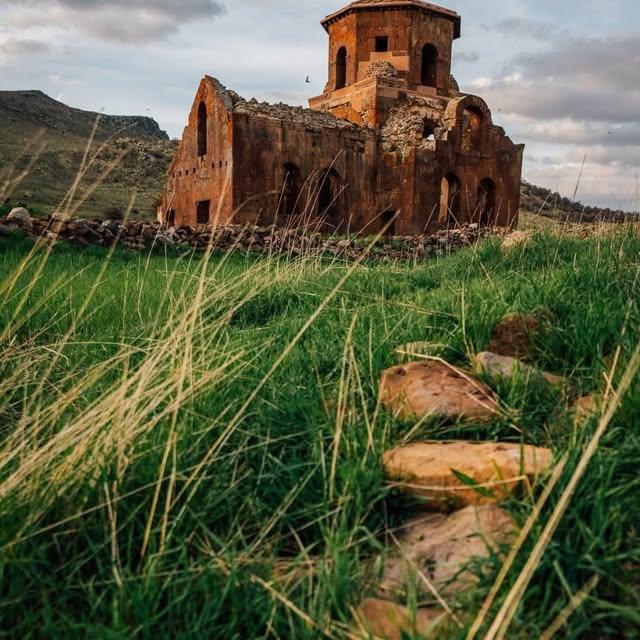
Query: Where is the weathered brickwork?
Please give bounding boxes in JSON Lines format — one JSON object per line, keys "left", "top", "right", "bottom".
{"left": 161, "top": 0, "right": 524, "bottom": 235}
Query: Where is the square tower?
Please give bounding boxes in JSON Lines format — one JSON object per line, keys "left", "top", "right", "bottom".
{"left": 311, "top": 0, "right": 461, "bottom": 126}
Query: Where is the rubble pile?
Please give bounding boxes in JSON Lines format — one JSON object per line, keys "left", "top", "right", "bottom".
{"left": 0, "top": 208, "right": 505, "bottom": 261}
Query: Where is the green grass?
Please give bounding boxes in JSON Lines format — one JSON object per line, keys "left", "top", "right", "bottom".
{"left": 0, "top": 230, "right": 638, "bottom": 639}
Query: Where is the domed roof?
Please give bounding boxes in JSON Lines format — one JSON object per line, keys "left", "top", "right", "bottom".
{"left": 322, "top": 0, "right": 461, "bottom": 38}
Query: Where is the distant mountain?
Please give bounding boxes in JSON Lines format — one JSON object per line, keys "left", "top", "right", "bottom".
{"left": 0, "top": 90, "right": 175, "bottom": 219}
{"left": 520, "top": 181, "right": 634, "bottom": 223}
{"left": 0, "top": 90, "right": 168, "bottom": 146}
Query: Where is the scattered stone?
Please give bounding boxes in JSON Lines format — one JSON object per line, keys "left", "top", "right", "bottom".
{"left": 502, "top": 230, "right": 531, "bottom": 251}
{"left": 572, "top": 395, "right": 601, "bottom": 427}
{"left": 473, "top": 352, "right": 565, "bottom": 389}
{"left": 383, "top": 441, "right": 553, "bottom": 508}
{"left": 382, "top": 505, "right": 514, "bottom": 597}
{"left": 379, "top": 360, "right": 500, "bottom": 424}
{"left": 0, "top": 213, "right": 503, "bottom": 262}
{"left": 7, "top": 207, "right": 32, "bottom": 227}
{"left": 354, "top": 598, "right": 446, "bottom": 640}
{"left": 487, "top": 311, "right": 549, "bottom": 361}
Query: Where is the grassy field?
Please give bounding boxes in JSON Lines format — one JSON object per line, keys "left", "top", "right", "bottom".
{"left": 0, "top": 228, "right": 639, "bottom": 639}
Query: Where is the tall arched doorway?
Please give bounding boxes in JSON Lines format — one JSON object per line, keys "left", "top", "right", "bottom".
{"left": 197, "top": 101, "right": 208, "bottom": 157}
{"left": 318, "top": 168, "right": 342, "bottom": 228}
{"left": 335, "top": 47, "right": 347, "bottom": 90}
{"left": 421, "top": 44, "right": 438, "bottom": 87}
{"left": 439, "top": 174, "right": 461, "bottom": 224}
{"left": 282, "top": 163, "right": 301, "bottom": 218}
{"left": 477, "top": 178, "right": 497, "bottom": 226}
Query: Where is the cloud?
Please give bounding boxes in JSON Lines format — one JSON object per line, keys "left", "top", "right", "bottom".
{"left": 474, "top": 34, "right": 640, "bottom": 123}
{"left": 492, "top": 18, "right": 568, "bottom": 41}
{"left": 454, "top": 51, "right": 480, "bottom": 63}
{"left": 0, "top": 37, "right": 51, "bottom": 64}
{"left": 2, "top": 0, "right": 226, "bottom": 42}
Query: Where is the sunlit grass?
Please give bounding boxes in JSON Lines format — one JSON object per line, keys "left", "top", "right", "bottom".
{"left": 0, "top": 227, "right": 639, "bottom": 639}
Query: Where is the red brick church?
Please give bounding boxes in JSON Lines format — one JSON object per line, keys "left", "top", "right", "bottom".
{"left": 160, "top": 0, "right": 524, "bottom": 235}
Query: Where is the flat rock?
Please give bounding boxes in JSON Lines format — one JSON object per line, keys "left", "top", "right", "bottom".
{"left": 487, "top": 312, "right": 548, "bottom": 361}
{"left": 473, "top": 352, "right": 565, "bottom": 389}
{"left": 7, "top": 207, "right": 32, "bottom": 226}
{"left": 355, "top": 599, "right": 446, "bottom": 640}
{"left": 502, "top": 230, "right": 531, "bottom": 251}
{"left": 383, "top": 441, "right": 553, "bottom": 508}
{"left": 380, "top": 360, "right": 500, "bottom": 424}
{"left": 382, "top": 505, "right": 514, "bottom": 597}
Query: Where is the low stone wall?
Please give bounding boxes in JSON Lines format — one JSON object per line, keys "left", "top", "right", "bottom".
{"left": 0, "top": 209, "right": 503, "bottom": 261}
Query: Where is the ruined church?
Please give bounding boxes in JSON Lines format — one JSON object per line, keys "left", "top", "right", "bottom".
{"left": 161, "top": 0, "right": 524, "bottom": 235}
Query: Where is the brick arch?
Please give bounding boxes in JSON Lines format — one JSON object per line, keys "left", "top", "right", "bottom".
{"left": 443, "top": 95, "right": 493, "bottom": 130}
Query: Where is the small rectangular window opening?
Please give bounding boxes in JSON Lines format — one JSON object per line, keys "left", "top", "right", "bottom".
{"left": 196, "top": 200, "right": 211, "bottom": 225}
{"left": 375, "top": 36, "right": 389, "bottom": 52}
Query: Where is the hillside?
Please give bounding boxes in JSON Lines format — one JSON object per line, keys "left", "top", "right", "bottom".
{"left": 520, "top": 181, "right": 634, "bottom": 223}
{"left": 0, "top": 227, "right": 638, "bottom": 638}
{"left": 0, "top": 90, "right": 176, "bottom": 219}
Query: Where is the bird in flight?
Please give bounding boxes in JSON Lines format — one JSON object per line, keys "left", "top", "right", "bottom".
{"left": 305, "top": 76, "right": 311, "bottom": 83}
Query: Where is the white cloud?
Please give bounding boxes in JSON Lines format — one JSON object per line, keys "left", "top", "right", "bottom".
{"left": 2, "top": 0, "right": 226, "bottom": 42}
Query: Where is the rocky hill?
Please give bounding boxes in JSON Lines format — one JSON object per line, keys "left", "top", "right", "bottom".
{"left": 520, "top": 181, "right": 634, "bottom": 223}
{"left": 0, "top": 91, "right": 176, "bottom": 220}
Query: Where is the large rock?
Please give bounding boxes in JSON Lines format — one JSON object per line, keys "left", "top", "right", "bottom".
{"left": 355, "top": 599, "right": 446, "bottom": 640}
{"left": 381, "top": 505, "right": 514, "bottom": 597}
{"left": 383, "top": 441, "right": 553, "bottom": 508}
{"left": 487, "top": 312, "right": 548, "bottom": 361}
{"left": 379, "top": 360, "right": 500, "bottom": 424}
{"left": 473, "top": 352, "right": 565, "bottom": 389}
{"left": 7, "top": 207, "right": 32, "bottom": 227}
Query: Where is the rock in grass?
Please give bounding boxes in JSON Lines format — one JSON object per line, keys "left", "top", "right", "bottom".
{"left": 502, "top": 230, "right": 531, "bottom": 251}
{"left": 382, "top": 505, "right": 514, "bottom": 597}
{"left": 488, "top": 311, "right": 549, "bottom": 361}
{"left": 355, "top": 598, "right": 446, "bottom": 640}
{"left": 383, "top": 441, "right": 553, "bottom": 508}
{"left": 379, "top": 360, "right": 500, "bottom": 424}
{"left": 7, "top": 207, "right": 32, "bottom": 227}
{"left": 473, "top": 351, "right": 565, "bottom": 389}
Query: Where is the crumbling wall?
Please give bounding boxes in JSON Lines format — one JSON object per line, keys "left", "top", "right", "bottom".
{"left": 162, "top": 77, "right": 234, "bottom": 227}
{"left": 229, "top": 98, "right": 378, "bottom": 231}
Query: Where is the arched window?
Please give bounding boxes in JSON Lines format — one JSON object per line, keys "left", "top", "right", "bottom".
{"left": 477, "top": 178, "right": 497, "bottom": 226}
{"left": 439, "top": 173, "right": 461, "bottom": 224}
{"left": 318, "top": 168, "right": 341, "bottom": 227}
{"left": 421, "top": 44, "right": 438, "bottom": 87}
{"left": 283, "top": 163, "right": 301, "bottom": 218}
{"left": 423, "top": 119, "right": 436, "bottom": 141}
{"left": 462, "top": 106, "right": 484, "bottom": 151}
{"left": 335, "top": 47, "right": 347, "bottom": 90}
{"left": 197, "top": 101, "right": 208, "bottom": 157}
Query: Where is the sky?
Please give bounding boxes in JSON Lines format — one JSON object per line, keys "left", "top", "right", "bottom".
{"left": 1, "top": 0, "right": 639, "bottom": 211}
